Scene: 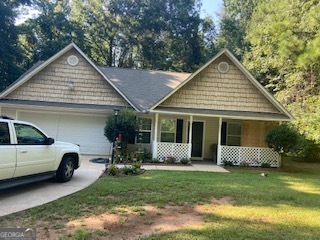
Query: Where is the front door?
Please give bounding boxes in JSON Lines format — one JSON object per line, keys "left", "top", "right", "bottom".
{"left": 188, "top": 122, "right": 204, "bottom": 158}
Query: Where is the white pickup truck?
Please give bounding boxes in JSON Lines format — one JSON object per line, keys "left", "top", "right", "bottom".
{"left": 0, "top": 115, "right": 81, "bottom": 189}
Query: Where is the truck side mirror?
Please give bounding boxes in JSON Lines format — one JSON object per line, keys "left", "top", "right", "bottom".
{"left": 46, "top": 137, "right": 55, "bottom": 145}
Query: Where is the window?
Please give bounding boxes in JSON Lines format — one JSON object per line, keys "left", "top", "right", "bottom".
{"left": 0, "top": 122, "right": 10, "bottom": 144}
{"left": 227, "top": 123, "right": 242, "bottom": 146}
{"left": 137, "top": 118, "right": 152, "bottom": 144}
{"left": 160, "top": 119, "right": 176, "bottom": 142}
{"left": 14, "top": 123, "right": 47, "bottom": 145}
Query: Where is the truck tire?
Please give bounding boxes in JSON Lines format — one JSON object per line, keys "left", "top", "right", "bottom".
{"left": 56, "top": 156, "right": 75, "bottom": 182}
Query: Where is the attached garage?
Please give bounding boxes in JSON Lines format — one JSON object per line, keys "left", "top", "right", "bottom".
{"left": 19, "top": 112, "right": 111, "bottom": 155}
{"left": 0, "top": 43, "right": 131, "bottom": 156}
{"left": 17, "top": 111, "right": 111, "bottom": 155}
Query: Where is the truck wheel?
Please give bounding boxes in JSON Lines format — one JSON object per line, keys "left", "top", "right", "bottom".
{"left": 56, "top": 156, "right": 75, "bottom": 182}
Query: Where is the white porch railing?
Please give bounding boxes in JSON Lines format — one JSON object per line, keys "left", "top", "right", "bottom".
{"left": 221, "top": 146, "right": 280, "bottom": 167}
{"left": 155, "top": 142, "right": 190, "bottom": 160}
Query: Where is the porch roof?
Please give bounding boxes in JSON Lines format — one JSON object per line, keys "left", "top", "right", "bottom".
{"left": 152, "top": 106, "right": 291, "bottom": 121}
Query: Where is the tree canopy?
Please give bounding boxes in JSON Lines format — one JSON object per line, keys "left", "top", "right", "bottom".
{"left": 2, "top": 0, "right": 320, "bottom": 148}
{"left": 0, "top": 0, "right": 31, "bottom": 91}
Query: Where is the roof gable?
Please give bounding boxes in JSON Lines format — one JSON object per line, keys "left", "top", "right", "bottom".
{"left": 0, "top": 43, "right": 135, "bottom": 109}
{"left": 152, "top": 49, "right": 292, "bottom": 120}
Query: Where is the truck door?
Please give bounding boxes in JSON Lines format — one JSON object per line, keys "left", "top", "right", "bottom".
{"left": 0, "top": 121, "right": 16, "bottom": 180}
{"left": 13, "top": 123, "right": 55, "bottom": 178}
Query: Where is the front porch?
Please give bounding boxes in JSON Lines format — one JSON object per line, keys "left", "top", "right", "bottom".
{"left": 152, "top": 142, "right": 279, "bottom": 167}
{"left": 149, "top": 113, "right": 280, "bottom": 167}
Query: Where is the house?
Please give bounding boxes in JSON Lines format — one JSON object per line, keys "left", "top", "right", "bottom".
{"left": 0, "top": 43, "right": 292, "bottom": 166}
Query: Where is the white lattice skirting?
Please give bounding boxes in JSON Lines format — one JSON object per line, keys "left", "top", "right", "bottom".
{"left": 156, "top": 142, "right": 190, "bottom": 160}
{"left": 221, "top": 146, "right": 279, "bottom": 167}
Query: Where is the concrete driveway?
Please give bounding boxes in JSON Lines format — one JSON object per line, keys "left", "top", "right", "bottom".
{"left": 0, "top": 155, "right": 105, "bottom": 217}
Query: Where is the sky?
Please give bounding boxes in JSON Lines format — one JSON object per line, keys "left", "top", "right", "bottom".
{"left": 201, "top": 0, "right": 223, "bottom": 20}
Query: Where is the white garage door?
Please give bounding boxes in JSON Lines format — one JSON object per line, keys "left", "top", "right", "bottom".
{"left": 19, "top": 112, "right": 111, "bottom": 155}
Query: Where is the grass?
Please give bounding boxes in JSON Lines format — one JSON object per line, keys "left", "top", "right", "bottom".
{"left": 1, "top": 160, "right": 320, "bottom": 239}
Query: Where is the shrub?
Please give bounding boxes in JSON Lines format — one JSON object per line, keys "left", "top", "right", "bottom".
{"left": 108, "top": 164, "right": 118, "bottom": 176}
{"left": 291, "top": 138, "right": 320, "bottom": 162}
{"left": 122, "top": 166, "right": 135, "bottom": 175}
{"left": 143, "top": 149, "right": 152, "bottom": 161}
{"left": 132, "top": 160, "right": 142, "bottom": 169}
{"left": 152, "top": 158, "right": 160, "bottom": 163}
{"left": 104, "top": 108, "right": 138, "bottom": 155}
{"left": 239, "top": 161, "right": 250, "bottom": 167}
{"left": 265, "top": 124, "right": 300, "bottom": 168}
{"left": 167, "top": 156, "right": 176, "bottom": 164}
{"left": 223, "top": 160, "right": 234, "bottom": 166}
{"left": 261, "top": 162, "right": 271, "bottom": 168}
{"left": 180, "top": 158, "right": 191, "bottom": 164}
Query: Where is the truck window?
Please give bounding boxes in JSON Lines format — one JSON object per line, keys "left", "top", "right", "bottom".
{"left": 0, "top": 122, "right": 10, "bottom": 144}
{"left": 14, "top": 123, "right": 47, "bottom": 145}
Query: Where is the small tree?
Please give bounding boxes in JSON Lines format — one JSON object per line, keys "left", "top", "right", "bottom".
{"left": 265, "top": 124, "right": 300, "bottom": 168}
{"left": 104, "top": 108, "right": 138, "bottom": 156}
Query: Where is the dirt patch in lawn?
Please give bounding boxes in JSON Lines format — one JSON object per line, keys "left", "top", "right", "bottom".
{"left": 34, "top": 197, "right": 233, "bottom": 240}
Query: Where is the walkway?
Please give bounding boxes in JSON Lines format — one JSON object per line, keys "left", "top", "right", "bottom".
{"left": 140, "top": 161, "right": 228, "bottom": 172}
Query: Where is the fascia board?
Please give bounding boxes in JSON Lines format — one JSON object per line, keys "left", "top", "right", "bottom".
{"left": 150, "top": 109, "right": 291, "bottom": 122}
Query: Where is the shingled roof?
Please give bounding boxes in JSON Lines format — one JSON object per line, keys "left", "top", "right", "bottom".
{"left": 98, "top": 67, "right": 190, "bottom": 111}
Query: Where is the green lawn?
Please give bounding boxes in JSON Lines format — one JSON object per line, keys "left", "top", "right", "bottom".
{"left": 1, "top": 161, "right": 320, "bottom": 239}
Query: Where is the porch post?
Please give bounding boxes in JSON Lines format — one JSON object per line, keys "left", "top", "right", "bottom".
{"left": 217, "top": 117, "right": 222, "bottom": 165}
{"left": 152, "top": 113, "right": 159, "bottom": 159}
{"left": 188, "top": 115, "right": 193, "bottom": 159}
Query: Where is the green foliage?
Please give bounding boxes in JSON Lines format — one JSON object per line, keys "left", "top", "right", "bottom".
{"left": 152, "top": 158, "right": 160, "bottom": 163}
{"left": 73, "top": 228, "right": 92, "bottom": 240}
{"left": 244, "top": 0, "right": 320, "bottom": 143}
{"left": 122, "top": 166, "right": 136, "bottom": 175}
{"left": 11, "top": 0, "right": 216, "bottom": 78}
{"left": 261, "top": 162, "right": 271, "bottom": 168}
{"left": 132, "top": 160, "right": 142, "bottom": 169}
{"left": 0, "top": 0, "right": 30, "bottom": 91}
{"left": 163, "top": 156, "right": 176, "bottom": 164}
{"left": 107, "top": 164, "right": 118, "bottom": 176}
{"left": 216, "top": 0, "right": 263, "bottom": 60}
{"left": 223, "top": 160, "right": 234, "bottom": 166}
{"left": 104, "top": 108, "right": 138, "bottom": 153}
{"left": 19, "top": 0, "right": 85, "bottom": 65}
{"left": 290, "top": 137, "right": 320, "bottom": 162}
{"left": 180, "top": 158, "right": 191, "bottom": 164}
{"left": 265, "top": 124, "right": 300, "bottom": 156}
{"left": 239, "top": 161, "right": 250, "bottom": 168}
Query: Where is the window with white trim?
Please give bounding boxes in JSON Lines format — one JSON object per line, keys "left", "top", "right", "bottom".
{"left": 160, "top": 119, "right": 176, "bottom": 142}
{"left": 137, "top": 118, "right": 152, "bottom": 144}
{"left": 227, "top": 123, "right": 242, "bottom": 146}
